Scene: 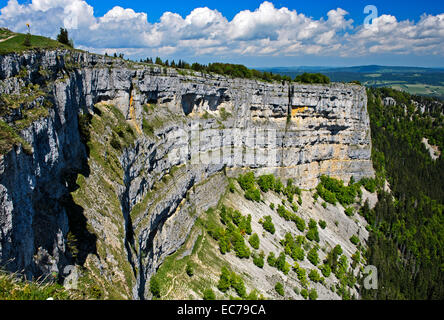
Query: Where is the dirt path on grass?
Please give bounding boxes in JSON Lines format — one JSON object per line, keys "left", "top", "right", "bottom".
{"left": 0, "top": 35, "right": 15, "bottom": 43}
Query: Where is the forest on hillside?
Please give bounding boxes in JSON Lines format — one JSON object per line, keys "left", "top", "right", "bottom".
{"left": 361, "top": 88, "right": 444, "bottom": 300}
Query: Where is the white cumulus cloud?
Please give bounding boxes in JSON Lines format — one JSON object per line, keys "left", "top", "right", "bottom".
{"left": 0, "top": 0, "right": 443, "bottom": 62}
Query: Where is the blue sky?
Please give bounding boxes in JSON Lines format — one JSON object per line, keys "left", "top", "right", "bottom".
{"left": 1, "top": 0, "right": 444, "bottom": 67}
{"left": 86, "top": 0, "right": 444, "bottom": 24}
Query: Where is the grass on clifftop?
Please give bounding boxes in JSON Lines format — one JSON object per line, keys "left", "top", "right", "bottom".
{"left": 0, "top": 31, "right": 71, "bottom": 55}
{"left": 0, "top": 269, "right": 70, "bottom": 300}
{"left": 0, "top": 120, "right": 32, "bottom": 155}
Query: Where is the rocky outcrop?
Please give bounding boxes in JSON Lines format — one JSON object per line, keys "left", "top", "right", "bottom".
{"left": 0, "top": 50, "right": 374, "bottom": 298}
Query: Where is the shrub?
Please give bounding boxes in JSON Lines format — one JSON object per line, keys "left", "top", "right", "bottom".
{"left": 306, "top": 228, "right": 319, "bottom": 243}
{"left": 257, "top": 174, "right": 275, "bottom": 192}
{"left": 203, "top": 288, "right": 216, "bottom": 300}
{"left": 283, "top": 179, "right": 301, "bottom": 201}
{"left": 275, "top": 252, "right": 290, "bottom": 274}
{"left": 308, "top": 219, "right": 317, "bottom": 229}
{"left": 309, "top": 288, "right": 318, "bottom": 300}
{"left": 307, "top": 247, "right": 320, "bottom": 266}
{"left": 267, "top": 252, "right": 276, "bottom": 267}
{"left": 350, "top": 235, "right": 360, "bottom": 246}
{"left": 110, "top": 135, "right": 122, "bottom": 151}
{"left": 316, "top": 175, "right": 359, "bottom": 206}
{"left": 319, "top": 220, "right": 327, "bottom": 229}
{"left": 231, "top": 273, "right": 247, "bottom": 298}
{"left": 232, "top": 231, "right": 250, "bottom": 259}
{"left": 244, "top": 188, "right": 261, "bottom": 202}
{"left": 218, "top": 235, "right": 231, "bottom": 254}
{"left": 345, "top": 207, "right": 354, "bottom": 217}
{"left": 320, "top": 264, "right": 332, "bottom": 277}
{"left": 293, "top": 216, "right": 306, "bottom": 232}
{"left": 274, "top": 178, "right": 284, "bottom": 193}
{"left": 245, "top": 215, "right": 252, "bottom": 235}
{"left": 300, "top": 288, "right": 308, "bottom": 299}
{"left": 253, "top": 252, "right": 265, "bottom": 268}
{"left": 229, "top": 181, "right": 236, "bottom": 193}
{"left": 275, "top": 282, "right": 284, "bottom": 297}
{"left": 293, "top": 263, "right": 308, "bottom": 287}
{"left": 269, "top": 203, "right": 275, "bottom": 210}
{"left": 186, "top": 262, "right": 194, "bottom": 277}
{"left": 238, "top": 172, "right": 255, "bottom": 191}
{"left": 291, "top": 246, "right": 305, "bottom": 261}
{"left": 308, "top": 269, "right": 321, "bottom": 283}
{"left": 359, "top": 177, "right": 377, "bottom": 193}
{"left": 249, "top": 233, "right": 260, "bottom": 250}
{"left": 217, "top": 267, "right": 231, "bottom": 293}
{"left": 261, "top": 216, "right": 275, "bottom": 234}
{"left": 150, "top": 276, "right": 161, "bottom": 298}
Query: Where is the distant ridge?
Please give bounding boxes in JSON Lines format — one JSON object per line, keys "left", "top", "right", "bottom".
{"left": 259, "top": 65, "right": 444, "bottom": 73}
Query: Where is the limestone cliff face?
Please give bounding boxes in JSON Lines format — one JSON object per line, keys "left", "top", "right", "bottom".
{"left": 0, "top": 50, "right": 374, "bottom": 298}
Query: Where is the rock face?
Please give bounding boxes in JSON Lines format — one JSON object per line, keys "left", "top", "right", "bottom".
{"left": 0, "top": 50, "right": 374, "bottom": 299}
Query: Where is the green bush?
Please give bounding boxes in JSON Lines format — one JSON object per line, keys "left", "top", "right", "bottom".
{"left": 237, "top": 172, "right": 256, "bottom": 191}
{"left": 231, "top": 273, "right": 247, "bottom": 298}
{"left": 267, "top": 252, "right": 276, "bottom": 267}
{"left": 316, "top": 175, "right": 360, "bottom": 206}
{"left": 275, "top": 282, "right": 285, "bottom": 297}
{"left": 229, "top": 181, "right": 236, "bottom": 193}
{"left": 232, "top": 231, "right": 250, "bottom": 259}
{"left": 186, "top": 262, "right": 194, "bottom": 277}
{"left": 320, "top": 264, "right": 332, "bottom": 277}
{"left": 269, "top": 203, "right": 275, "bottom": 210}
{"left": 253, "top": 252, "right": 265, "bottom": 268}
{"left": 291, "top": 246, "right": 305, "bottom": 261}
{"left": 350, "top": 235, "right": 360, "bottom": 246}
{"left": 274, "top": 178, "right": 284, "bottom": 193}
{"left": 345, "top": 207, "right": 354, "bottom": 216}
{"left": 275, "top": 252, "right": 290, "bottom": 274}
{"left": 203, "top": 288, "right": 216, "bottom": 300}
{"left": 150, "top": 276, "right": 161, "bottom": 298}
{"left": 308, "top": 269, "right": 321, "bottom": 282}
{"left": 359, "top": 177, "right": 377, "bottom": 193}
{"left": 319, "top": 220, "right": 327, "bottom": 229}
{"left": 306, "top": 228, "right": 319, "bottom": 242}
{"left": 218, "top": 235, "right": 231, "bottom": 254}
{"left": 249, "top": 233, "right": 260, "bottom": 250}
{"left": 300, "top": 288, "right": 308, "bottom": 299}
{"left": 307, "top": 247, "right": 320, "bottom": 266}
{"left": 293, "top": 215, "right": 306, "bottom": 232}
{"left": 261, "top": 216, "right": 275, "bottom": 234}
{"left": 217, "top": 267, "right": 231, "bottom": 293}
{"left": 309, "top": 288, "right": 318, "bottom": 300}
{"left": 283, "top": 179, "right": 301, "bottom": 202}
{"left": 257, "top": 174, "right": 275, "bottom": 192}
{"left": 244, "top": 188, "right": 261, "bottom": 202}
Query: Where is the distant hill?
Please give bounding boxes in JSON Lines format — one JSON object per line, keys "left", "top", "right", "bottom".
{"left": 260, "top": 65, "right": 444, "bottom": 100}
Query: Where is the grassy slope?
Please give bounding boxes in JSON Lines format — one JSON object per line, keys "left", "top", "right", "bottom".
{"left": 0, "top": 30, "right": 70, "bottom": 55}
